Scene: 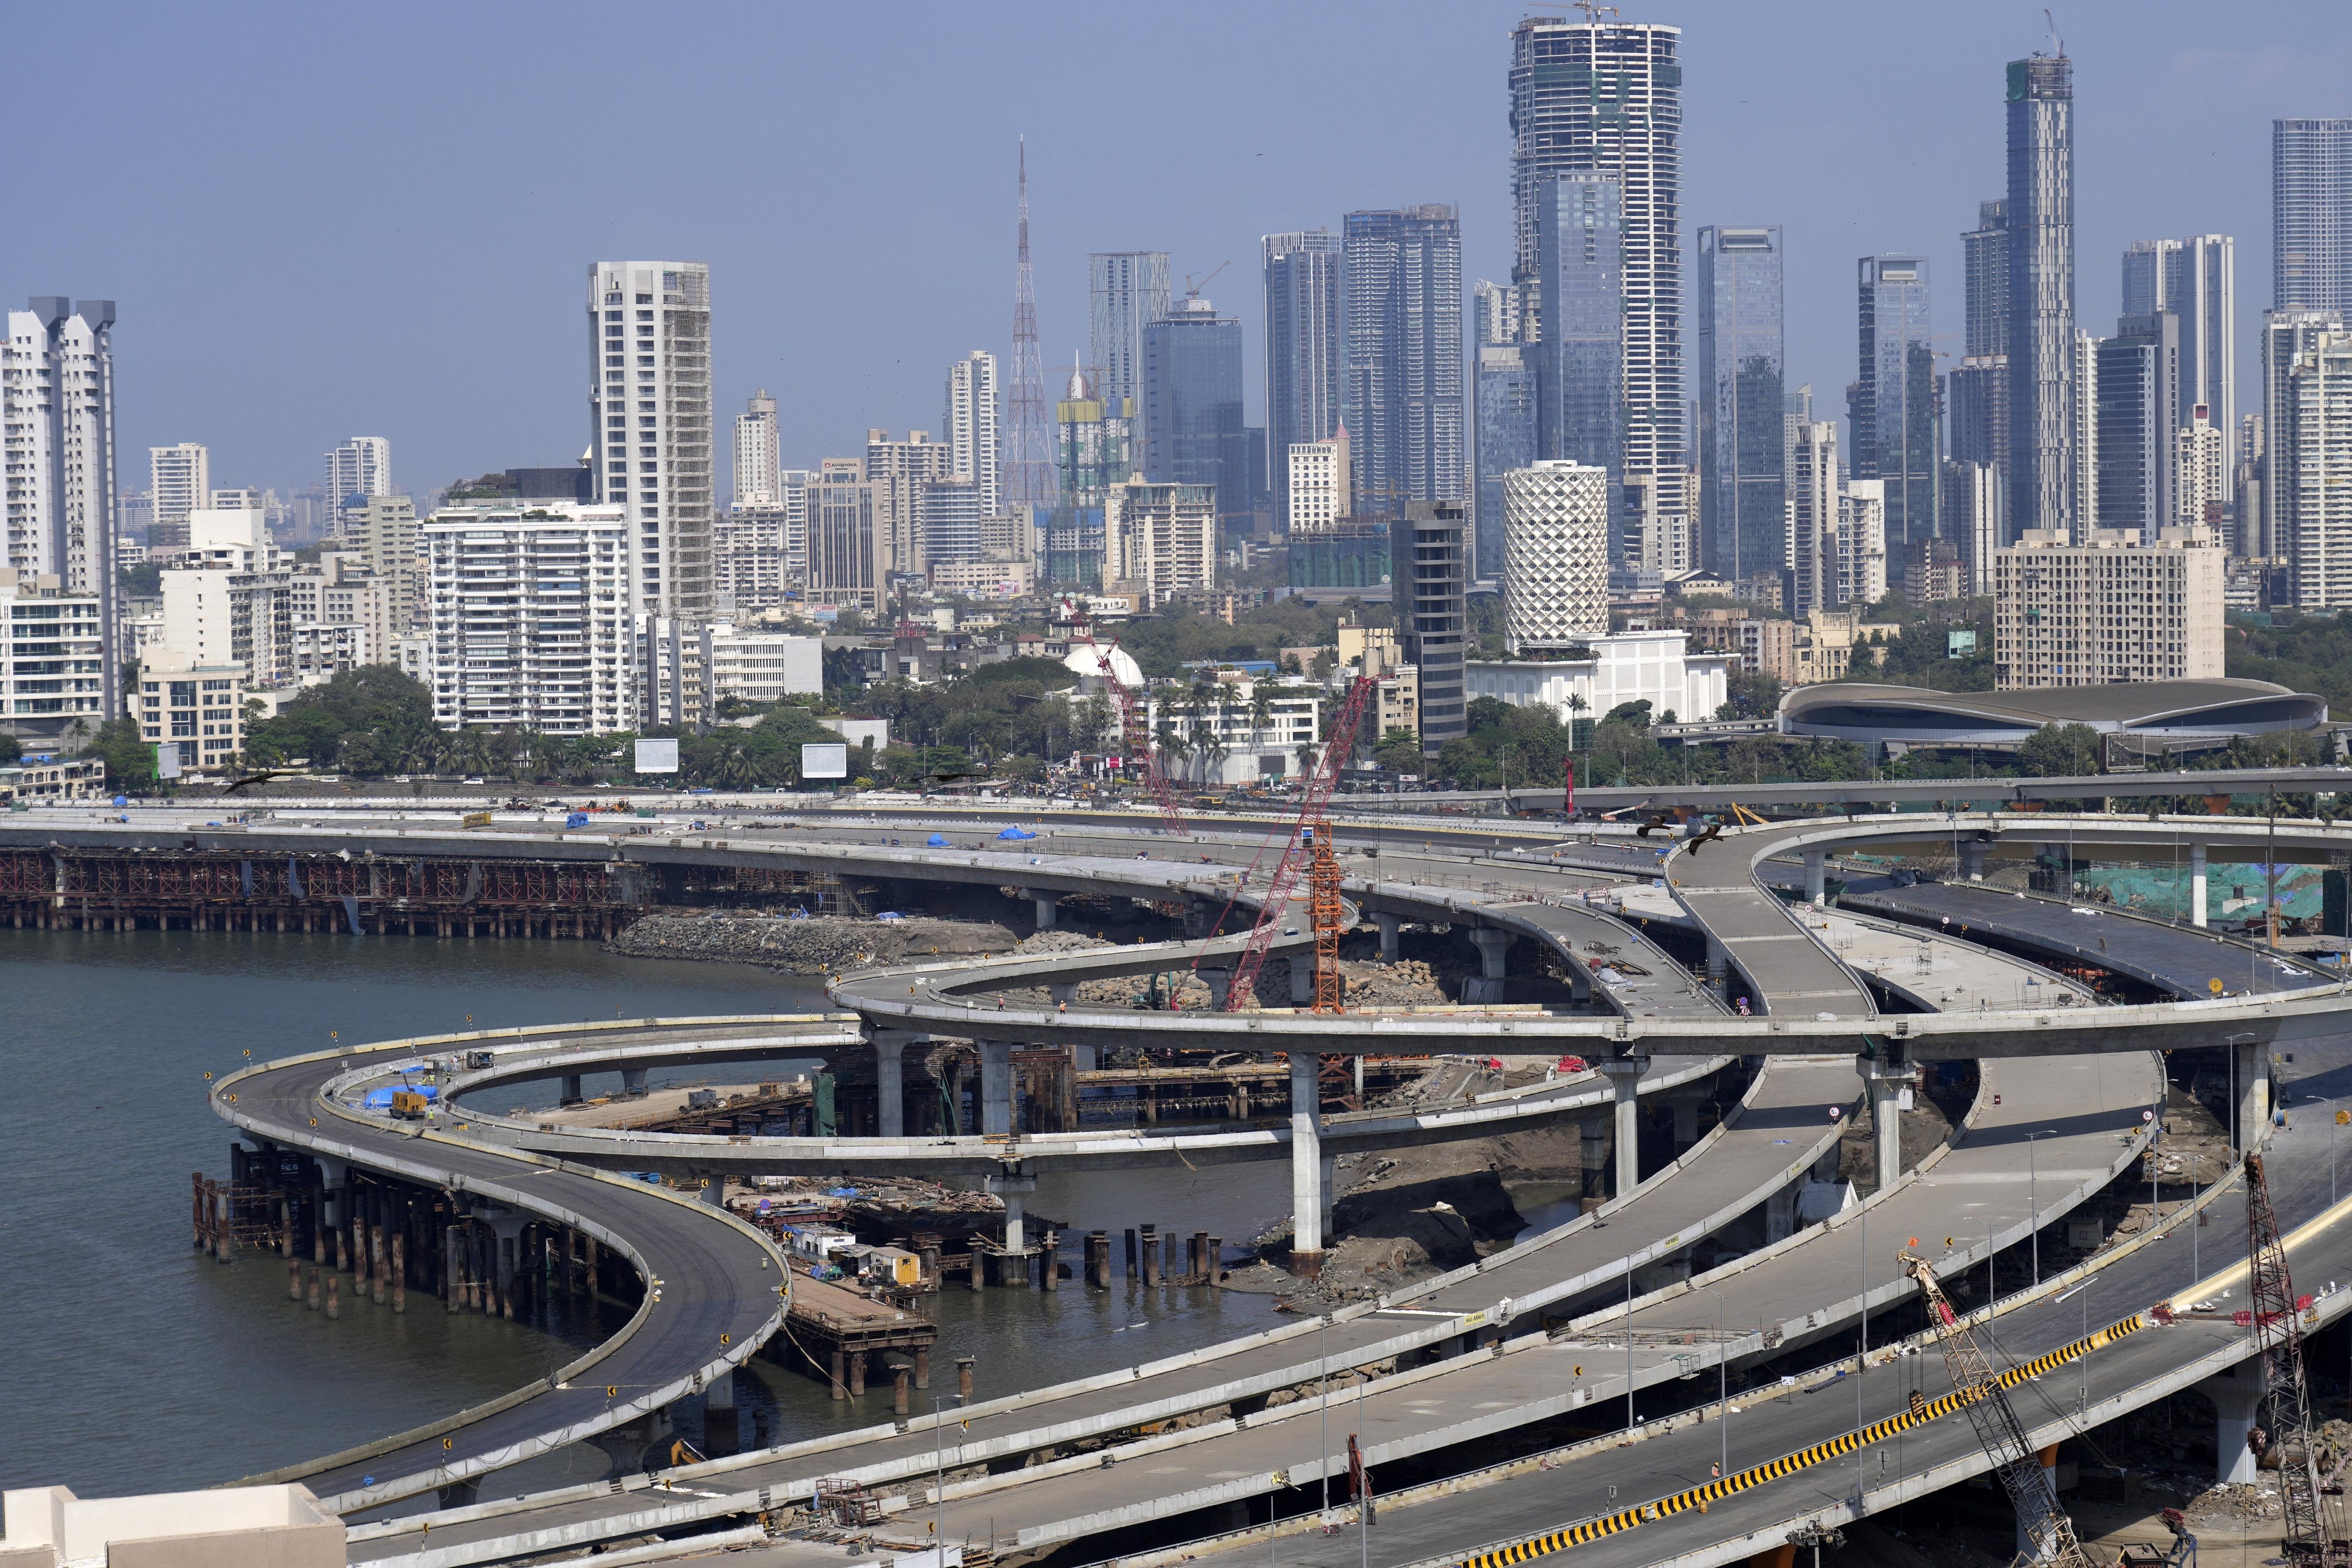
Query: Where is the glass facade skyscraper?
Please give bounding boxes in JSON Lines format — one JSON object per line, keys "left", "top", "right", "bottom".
{"left": 1535, "top": 175, "right": 1622, "bottom": 531}
{"left": 1509, "top": 17, "right": 1685, "bottom": 535}
{"left": 1855, "top": 255, "right": 1938, "bottom": 575}
{"left": 1140, "top": 298, "right": 1248, "bottom": 530}
{"left": 1474, "top": 342, "right": 1537, "bottom": 581}
{"left": 1696, "top": 225, "right": 1783, "bottom": 584}
{"left": 1342, "top": 205, "right": 1465, "bottom": 520}
{"left": 1262, "top": 230, "right": 1343, "bottom": 524}
{"left": 2006, "top": 53, "right": 2076, "bottom": 538}
{"left": 1086, "top": 253, "right": 1170, "bottom": 411}
{"left": 2275, "top": 120, "right": 2352, "bottom": 313}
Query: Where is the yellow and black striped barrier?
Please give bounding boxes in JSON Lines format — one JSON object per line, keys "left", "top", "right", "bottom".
{"left": 1454, "top": 1312, "right": 2149, "bottom": 1567}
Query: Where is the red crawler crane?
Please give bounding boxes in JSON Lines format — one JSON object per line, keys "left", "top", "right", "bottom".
{"left": 2242, "top": 1152, "right": 2346, "bottom": 1565}
{"left": 1224, "top": 675, "right": 1375, "bottom": 1011}
{"left": 1067, "top": 609, "right": 1185, "bottom": 835}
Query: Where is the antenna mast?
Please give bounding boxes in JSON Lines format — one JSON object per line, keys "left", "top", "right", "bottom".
{"left": 1005, "top": 138, "right": 1056, "bottom": 514}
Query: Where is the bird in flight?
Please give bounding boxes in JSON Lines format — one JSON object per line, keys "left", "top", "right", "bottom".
{"left": 222, "top": 769, "right": 288, "bottom": 794}
{"left": 1635, "top": 813, "right": 1670, "bottom": 838}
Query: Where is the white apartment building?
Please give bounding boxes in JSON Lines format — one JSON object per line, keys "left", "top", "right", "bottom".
{"left": 588, "top": 261, "right": 714, "bottom": 617}
{"left": 1463, "top": 631, "right": 1730, "bottom": 727}
{"left": 1993, "top": 526, "right": 2224, "bottom": 688}
{"left": 1501, "top": 460, "right": 1609, "bottom": 652}
{"left": 1287, "top": 427, "right": 1350, "bottom": 534}
{"left": 944, "top": 351, "right": 1002, "bottom": 517}
{"left": 706, "top": 626, "right": 822, "bottom": 706}
{"left": 136, "top": 656, "right": 248, "bottom": 773}
{"left": 2284, "top": 330, "right": 2352, "bottom": 609}
{"left": 148, "top": 441, "right": 207, "bottom": 549}
{"left": 1106, "top": 478, "right": 1216, "bottom": 608}
{"left": 291, "top": 620, "right": 373, "bottom": 683}
{"left": 1143, "top": 680, "right": 1323, "bottom": 785}
{"left": 345, "top": 495, "right": 420, "bottom": 631}
{"left": 1, "top": 568, "right": 106, "bottom": 743}
{"left": 287, "top": 557, "right": 400, "bottom": 665}
{"left": 424, "top": 503, "right": 638, "bottom": 733}
{"left": 2178, "top": 404, "right": 2226, "bottom": 530}
{"left": 1787, "top": 420, "right": 1838, "bottom": 615}
{"left": 2072, "top": 327, "right": 2100, "bottom": 529}
{"left": 1836, "top": 478, "right": 1887, "bottom": 606}
{"left": 930, "top": 557, "right": 1036, "bottom": 598}
{"left": 4, "top": 299, "right": 120, "bottom": 720}
{"left": 808, "top": 461, "right": 879, "bottom": 612}
{"left": 733, "top": 390, "right": 779, "bottom": 506}
{"left": 2264, "top": 310, "right": 2343, "bottom": 570}
{"left": 919, "top": 476, "right": 983, "bottom": 568}
{"left": 159, "top": 511, "right": 295, "bottom": 688}
{"left": 864, "top": 428, "right": 952, "bottom": 583}
{"left": 324, "top": 437, "right": 392, "bottom": 519}
{"left": 716, "top": 496, "right": 793, "bottom": 613}
{"left": 639, "top": 614, "right": 707, "bottom": 728}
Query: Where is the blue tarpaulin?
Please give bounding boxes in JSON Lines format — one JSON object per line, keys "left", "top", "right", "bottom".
{"left": 996, "top": 826, "right": 1038, "bottom": 840}
{"left": 926, "top": 833, "right": 951, "bottom": 847}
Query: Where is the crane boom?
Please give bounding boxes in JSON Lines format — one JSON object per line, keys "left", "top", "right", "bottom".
{"left": 1067, "top": 609, "right": 1185, "bottom": 835}
{"left": 2242, "top": 1152, "right": 2345, "bottom": 1565}
{"left": 1225, "top": 675, "right": 1375, "bottom": 1010}
{"left": 1899, "top": 1254, "right": 2094, "bottom": 1568}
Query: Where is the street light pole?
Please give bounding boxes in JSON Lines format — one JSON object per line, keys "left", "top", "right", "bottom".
{"left": 2023, "top": 1128, "right": 2059, "bottom": 1286}
{"left": 1697, "top": 1282, "right": 1728, "bottom": 1477}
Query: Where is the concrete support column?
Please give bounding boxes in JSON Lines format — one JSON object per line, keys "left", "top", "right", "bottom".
{"left": 1959, "top": 838, "right": 1989, "bottom": 882}
{"left": 1861, "top": 1056, "right": 1920, "bottom": 1191}
{"left": 1202, "top": 968, "right": 1233, "bottom": 1010}
{"left": 873, "top": 1033, "right": 908, "bottom": 1139}
{"left": 2234, "top": 1040, "right": 2270, "bottom": 1158}
{"left": 700, "top": 1176, "right": 725, "bottom": 1208}
{"left": 1466, "top": 928, "right": 1511, "bottom": 1004}
{"left": 620, "top": 1066, "right": 648, "bottom": 1098}
{"left": 1320, "top": 1153, "right": 1337, "bottom": 1240}
{"left": 559, "top": 1073, "right": 585, "bottom": 1107}
{"left": 1289, "top": 1052, "right": 1324, "bottom": 1265}
{"left": 1671, "top": 1096, "right": 1701, "bottom": 1150}
{"left": 1050, "top": 982, "right": 1077, "bottom": 1007}
{"left": 1289, "top": 958, "right": 1315, "bottom": 1005}
{"left": 1071, "top": 1041, "right": 1096, "bottom": 1073}
{"left": 979, "top": 1040, "right": 1013, "bottom": 1137}
{"left": 1803, "top": 850, "right": 1828, "bottom": 905}
{"left": 2191, "top": 842, "right": 2208, "bottom": 928}
{"left": 1764, "top": 1185, "right": 1799, "bottom": 1242}
{"left": 704, "top": 1371, "right": 738, "bottom": 1456}
{"left": 2203, "top": 1369, "right": 2262, "bottom": 1484}
{"left": 1581, "top": 1117, "right": 1610, "bottom": 1202}
{"left": 987, "top": 1173, "right": 1035, "bottom": 1253}
{"left": 1568, "top": 967, "right": 1592, "bottom": 1005}
{"left": 1600, "top": 1056, "right": 1649, "bottom": 1198}
{"left": 1375, "top": 912, "right": 1400, "bottom": 963}
{"left": 1704, "top": 938, "right": 1729, "bottom": 988}
{"left": 1027, "top": 891, "right": 1057, "bottom": 930}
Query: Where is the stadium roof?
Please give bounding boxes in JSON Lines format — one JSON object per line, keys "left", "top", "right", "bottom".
{"left": 1780, "top": 679, "right": 2327, "bottom": 746}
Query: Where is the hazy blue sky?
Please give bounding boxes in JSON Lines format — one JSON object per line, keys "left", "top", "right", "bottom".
{"left": 10, "top": 1, "right": 2348, "bottom": 501}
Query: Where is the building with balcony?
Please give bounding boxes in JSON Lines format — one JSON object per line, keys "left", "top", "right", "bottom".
{"left": 422, "top": 503, "right": 637, "bottom": 733}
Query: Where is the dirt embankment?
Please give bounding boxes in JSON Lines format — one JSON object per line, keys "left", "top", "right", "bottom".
{"left": 606, "top": 913, "right": 1016, "bottom": 974}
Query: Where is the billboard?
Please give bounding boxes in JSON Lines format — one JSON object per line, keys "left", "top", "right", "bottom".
{"left": 801, "top": 741, "right": 849, "bottom": 780}
{"left": 634, "top": 738, "right": 680, "bottom": 774}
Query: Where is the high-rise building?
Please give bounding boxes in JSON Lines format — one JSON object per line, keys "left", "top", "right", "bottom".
{"left": 1786, "top": 420, "right": 1839, "bottom": 616}
{"left": 733, "top": 390, "right": 779, "bottom": 507}
{"left": 2006, "top": 52, "right": 2077, "bottom": 538}
{"left": 2095, "top": 314, "right": 2181, "bottom": 536}
{"left": 1837, "top": 479, "right": 1888, "bottom": 607}
{"left": 1535, "top": 176, "right": 1623, "bottom": 489}
{"left": 149, "top": 442, "right": 208, "bottom": 553}
{"left": 1393, "top": 500, "right": 1467, "bottom": 755}
{"left": 1696, "top": 225, "right": 1785, "bottom": 585}
{"left": 1854, "top": 256, "right": 1938, "bottom": 577}
{"left": 2281, "top": 329, "right": 2352, "bottom": 608}
{"left": 715, "top": 472, "right": 809, "bottom": 614}
{"left": 1509, "top": 15, "right": 1684, "bottom": 539}
{"left": 324, "top": 437, "right": 392, "bottom": 523}
{"left": 1288, "top": 427, "right": 1351, "bottom": 535}
{"left": 1501, "top": 461, "right": 1609, "bottom": 653}
{"left": 1140, "top": 298, "right": 1247, "bottom": 526}
{"left": 1343, "top": 206, "right": 1465, "bottom": 521}
{"left": 1994, "top": 526, "right": 2223, "bottom": 687}
{"left": 1474, "top": 280, "right": 1530, "bottom": 347}
{"left": 2238, "top": 414, "right": 2268, "bottom": 558}
{"left": 349, "top": 496, "right": 421, "bottom": 634}
{"left": 0, "top": 567, "right": 105, "bottom": 743}
{"left": 2275, "top": 119, "right": 2352, "bottom": 313}
{"left": 1953, "top": 198, "right": 2012, "bottom": 483}
{"left": 2264, "top": 310, "right": 2346, "bottom": 563}
{"left": 2178, "top": 404, "right": 2226, "bottom": 533}
{"left": 863, "top": 429, "right": 951, "bottom": 584}
{"left": 1263, "top": 230, "right": 1343, "bottom": 522}
{"left": 422, "top": 503, "right": 638, "bottom": 733}
{"left": 1054, "top": 361, "right": 1134, "bottom": 508}
{"left": 943, "top": 352, "right": 1001, "bottom": 517}
{"left": 1087, "top": 252, "right": 1170, "bottom": 410}
{"left": 2122, "top": 238, "right": 2235, "bottom": 489}
{"left": 2, "top": 298, "right": 119, "bottom": 719}
{"left": 1942, "top": 460, "right": 2004, "bottom": 593}
{"left": 587, "top": 261, "right": 714, "bottom": 617}
{"left": 1104, "top": 478, "right": 1216, "bottom": 609}
{"left": 918, "top": 476, "right": 983, "bottom": 570}
{"left": 1474, "top": 344, "right": 1538, "bottom": 581}
{"left": 2072, "top": 328, "right": 2101, "bottom": 533}
{"left": 807, "top": 459, "right": 879, "bottom": 612}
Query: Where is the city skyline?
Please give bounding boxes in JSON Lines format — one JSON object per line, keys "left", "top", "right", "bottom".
{"left": 9, "top": 2, "right": 2344, "bottom": 507}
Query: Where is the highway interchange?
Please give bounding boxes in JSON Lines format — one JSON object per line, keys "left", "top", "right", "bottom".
{"left": 16, "top": 795, "right": 2352, "bottom": 1565}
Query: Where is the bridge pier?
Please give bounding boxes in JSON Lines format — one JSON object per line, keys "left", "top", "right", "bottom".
{"left": 1025, "top": 890, "right": 1057, "bottom": 930}
{"left": 1860, "top": 1054, "right": 1919, "bottom": 1191}
{"left": 1289, "top": 957, "right": 1314, "bottom": 1005}
{"left": 979, "top": 1040, "right": 1013, "bottom": 1136}
{"left": 873, "top": 1033, "right": 912, "bottom": 1138}
{"left": 1600, "top": 1055, "right": 1648, "bottom": 1198}
{"left": 2234, "top": 1040, "right": 2270, "bottom": 1157}
{"left": 1376, "top": 912, "right": 1400, "bottom": 963}
{"left": 703, "top": 1370, "right": 738, "bottom": 1456}
{"left": 1803, "top": 850, "right": 1827, "bottom": 905}
{"left": 2202, "top": 1368, "right": 2262, "bottom": 1483}
{"left": 1959, "top": 836, "right": 1990, "bottom": 882}
{"left": 1764, "top": 1184, "right": 1798, "bottom": 1242}
{"left": 1670, "top": 1095, "right": 1702, "bottom": 1151}
{"left": 2190, "top": 841, "right": 2208, "bottom": 928}
{"left": 1465, "top": 928, "right": 1512, "bottom": 1004}
{"left": 700, "top": 1176, "right": 725, "bottom": 1208}
{"left": 1202, "top": 967, "right": 1233, "bottom": 1010}
{"left": 559, "top": 1073, "right": 585, "bottom": 1107}
{"left": 987, "top": 1173, "right": 1036, "bottom": 1252}
{"left": 620, "top": 1067, "right": 648, "bottom": 1098}
{"left": 1071, "top": 1040, "right": 1095, "bottom": 1073}
{"left": 1289, "top": 1052, "right": 1324, "bottom": 1271}
{"left": 1581, "top": 1117, "right": 1609, "bottom": 1205}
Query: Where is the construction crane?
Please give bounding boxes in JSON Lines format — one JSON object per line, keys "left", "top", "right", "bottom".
{"left": 1225, "top": 674, "right": 1376, "bottom": 1010}
{"left": 1065, "top": 607, "right": 1185, "bottom": 835}
{"left": 2242, "top": 1152, "right": 2345, "bottom": 1565}
{"left": 1898, "top": 1253, "right": 2095, "bottom": 1567}
{"left": 1181, "top": 260, "right": 1229, "bottom": 302}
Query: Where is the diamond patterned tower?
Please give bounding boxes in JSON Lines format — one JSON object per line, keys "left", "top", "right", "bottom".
{"left": 1502, "top": 460, "right": 1609, "bottom": 653}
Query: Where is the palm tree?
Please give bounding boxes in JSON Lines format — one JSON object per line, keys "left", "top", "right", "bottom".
{"left": 1566, "top": 693, "right": 1589, "bottom": 753}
